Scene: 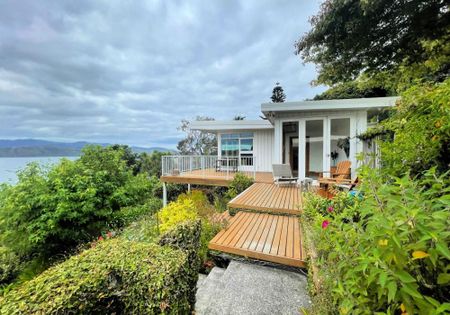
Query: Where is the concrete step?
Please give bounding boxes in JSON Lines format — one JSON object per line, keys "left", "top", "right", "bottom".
{"left": 195, "top": 267, "right": 226, "bottom": 314}
{"left": 197, "top": 261, "right": 311, "bottom": 315}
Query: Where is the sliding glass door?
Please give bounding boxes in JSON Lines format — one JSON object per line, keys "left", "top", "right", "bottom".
{"left": 299, "top": 116, "right": 353, "bottom": 179}
{"left": 305, "top": 119, "right": 324, "bottom": 178}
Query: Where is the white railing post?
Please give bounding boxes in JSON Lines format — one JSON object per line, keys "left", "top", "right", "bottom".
{"left": 163, "top": 182, "right": 167, "bottom": 206}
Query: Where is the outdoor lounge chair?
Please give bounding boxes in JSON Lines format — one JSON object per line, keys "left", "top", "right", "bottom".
{"left": 318, "top": 160, "right": 351, "bottom": 185}
{"left": 272, "top": 164, "right": 299, "bottom": 186}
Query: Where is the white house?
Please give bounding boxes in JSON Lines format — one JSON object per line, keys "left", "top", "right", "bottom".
{"left": 190, "top": 96, "right": 399, "bottom": 180}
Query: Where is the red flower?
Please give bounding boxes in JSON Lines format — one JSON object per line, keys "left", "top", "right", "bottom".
{"left": 327, "top": 206, "right": 334, "bottom": 213}
{"left": 98, "top": 236, "right": 104, "bottom": 241}
{"left": 322, "top": 220, "right": 330, "bottom": 229}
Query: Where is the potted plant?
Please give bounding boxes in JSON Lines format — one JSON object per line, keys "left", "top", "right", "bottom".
{"left": 337, "top": 137, "right": 350, "bottom": 158}
{"left": 331, "top": 150, "right": 339, "bottom": 165}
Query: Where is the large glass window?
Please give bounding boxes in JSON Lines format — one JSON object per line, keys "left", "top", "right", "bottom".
{"left": 221, "top": 138, "right": 239, "bottom": 157}
{"left": 240, "top": 138, "right": 253, "bottom": 151}
{"left": 220, "top": 133, "right": 254, "bottom": 165}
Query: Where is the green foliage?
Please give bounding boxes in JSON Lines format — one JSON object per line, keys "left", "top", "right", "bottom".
{"left": 135, "top": 151, "right": 171, "bottom": 177}
{"left": 177, "top": 116, "right": 217, "bottom": 155}
{"left": 296, "top": 0, "right": 450, "bottom": 85}
{"left": 303, "top": 167, "right": 450, "bottom": 314}
{"left": 0, "top": 247, "right": 19, "bottom": 284}
{"left": 226, "top": 172, "right": 254, "bottom": 200}
{"left": 158, "top": 220, "right": 202, "bottom": 308}
{"left": 157, "top": 191, "right": 222, "bottom": 263}
{"left": 159, "top": 198, "right": 198, "bottom": 234}
{"left": 112, "top": 197, "right": 162, "bottom": 228}
{"left": 377, "top": 78, "right": 450, "bottom": 177}
{"left": 271, "top": 82, "right": 286, "bottom": 102}
{"left": 313, "top": 79, "right": 394, "bottom": 100}
{"left": 120, "top": 214, "right": 159, "bottom": 244}
{"left": 0, "top": 237, "right": 197, "bottom": 314}
{"left": 0, "top": 145, "right": 160, "bottom": 282}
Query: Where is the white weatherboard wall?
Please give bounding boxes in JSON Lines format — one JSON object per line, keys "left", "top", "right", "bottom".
{"left": 254, "top": 129, "right": 274, "bottom": 172}
{"left": 218, "top": 129, "right": 274, "bottom": 173}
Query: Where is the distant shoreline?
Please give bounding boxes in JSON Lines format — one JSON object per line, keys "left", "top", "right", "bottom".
{"left": 0, "top": 155, "right": 81, "bottom": 158}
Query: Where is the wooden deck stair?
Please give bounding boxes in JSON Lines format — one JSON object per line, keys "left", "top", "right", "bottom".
{"left": 209, "top": 211, "right": 306, "bottom": 268}
{"left": 209, "top": 183, "right": 306, "bottom": 268}
{"left": 228, "top": 183, "right": 302, "bottom": 215}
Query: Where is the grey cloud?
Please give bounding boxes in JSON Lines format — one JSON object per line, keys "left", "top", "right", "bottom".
{"left": 0, "top": 0, "right": 325, "bottom": 148}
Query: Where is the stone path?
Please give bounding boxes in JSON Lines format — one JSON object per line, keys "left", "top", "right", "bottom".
{"left": 195, "top": 261, "right": 310, "bottom": 315}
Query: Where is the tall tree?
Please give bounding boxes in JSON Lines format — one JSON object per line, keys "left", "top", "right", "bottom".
{"left": 295, "top": 0, "right": 450, "bottom": 86}
{"left": 177, "top": 116, "right": 217, "bottom": 155}
{"left": 233, "top": 115, "right": 246, "bottom": 120}
{"left": 271, "top": 82, "right": 286, "bottom": 102}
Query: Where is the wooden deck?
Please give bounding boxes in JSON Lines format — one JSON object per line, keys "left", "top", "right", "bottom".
{"left": 228, "top": 183, "right": 302, "bottom": 215}
{"left": 209, "top": 211, "right": 306, "bottom": 268}
{"left": 160, "top": 169, "right": 273, "bottom": 186}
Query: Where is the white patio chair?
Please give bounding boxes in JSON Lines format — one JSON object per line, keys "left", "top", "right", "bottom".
{"left": 272, "top": 164, "right": 299, "bottom": 186}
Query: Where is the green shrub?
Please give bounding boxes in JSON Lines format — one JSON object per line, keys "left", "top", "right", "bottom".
{"left": 0, "top": 146, "right": 160, "bottom": 267}
{"left": 158, "top": 198, "right": 198, "bottom": 234}
{"left": 159, "top": 220, "right": 202, "bottom": 308}
{"left": 374, "top": 78, "right": 450, "bottom": 178}
{"left": 113, "top": 197, "right": 162, "bottom": 228}
{"left": 0, "top": 247, "right": 19, "bottom": 284}
{"left": 303, "top": 168, "right": 450, "bottom": 314}
{"left": 121, "top": 214, "right": 159, "bottom": 243}
{"left": 224, "top": 172, "right": 254, "bottom": 202}
{"left": 0, "top": 237, "right": 197, "bottom": 314}
{"left": 158, "top": 191, "right": 222, "bottom": 262}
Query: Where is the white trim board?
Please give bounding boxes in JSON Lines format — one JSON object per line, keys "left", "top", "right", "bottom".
{"left": 262, "top": 96, "right": 399, "bottom": 114}
{"left": 190, "top": 120, "right": 273, "bottom": 131}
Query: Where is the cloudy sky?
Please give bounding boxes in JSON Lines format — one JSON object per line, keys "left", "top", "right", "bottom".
{"left": 0, "top": 0, "right": 325, "bottom": 148}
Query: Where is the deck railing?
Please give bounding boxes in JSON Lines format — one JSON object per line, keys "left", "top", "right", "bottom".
{"left": 161, "top": 155, "right": 256, "bottom": 179}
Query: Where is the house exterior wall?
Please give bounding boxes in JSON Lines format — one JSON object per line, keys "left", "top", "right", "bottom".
{"left": 272, "top": 109, "right": 369, "bottom": 179}
{"left": 217, "top": 129, "right": 274, "bottom": 173}
{"left": 254, "top": 129, "right": 274, "bottom": 172}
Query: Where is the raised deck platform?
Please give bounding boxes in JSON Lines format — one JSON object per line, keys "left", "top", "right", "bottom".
{"left": 160, "top": 169, "right": 273, "bottom": 186}
{"left": 209, "top": 211, "right": 306, "bottom": 268}
{"left": 228, "top": 183, "right": 302, "bottom": 215}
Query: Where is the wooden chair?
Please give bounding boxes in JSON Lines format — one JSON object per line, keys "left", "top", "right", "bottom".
{"left": 319, "top": 160, "right": 351, "bottom": 185}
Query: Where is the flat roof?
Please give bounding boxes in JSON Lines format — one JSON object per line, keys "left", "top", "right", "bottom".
{"left": 190, "top": 120, "right": 273, "bottom": 131}
{"left": 261, "top": 96, "right": 399, "bottom": 114}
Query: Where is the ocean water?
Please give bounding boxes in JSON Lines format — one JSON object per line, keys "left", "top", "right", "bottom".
{"left": 0, "top": 156, "right": 78, "bottom": 184}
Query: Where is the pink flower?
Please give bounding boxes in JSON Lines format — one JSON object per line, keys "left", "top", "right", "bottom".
{"left": 327, "top": 206, "right": 334, "bottom": 213}
{"left": 98, "top": 236, "right": 104, "bottom": 241}
{"left": 322, "top": 220, "right": 330, "bottom": 229}
{"left": 106, "top": 231, "right": 113, "bottom": 238}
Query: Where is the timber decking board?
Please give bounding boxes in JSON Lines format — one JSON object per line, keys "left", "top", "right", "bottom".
{"left": 228, "top": 183, "right": 302, "bottom": 215}
{"left": 209, "top": 211, "right": 306, "bottom": 268}
{"left": 160, "top": 169, "right": 273, "bottom": 186}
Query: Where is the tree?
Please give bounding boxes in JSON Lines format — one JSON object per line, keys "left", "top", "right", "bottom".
{"left": 295, "top": 0, "right": 450, "bottom": 85}
{"left": 177, "top": 116, "right": 217, "bottom": 155}
{"left": 233, "top": 115, "right": 245, "bottom": 120}
{"left": 313, "top": 79, "right": 393, "bottom": 100}
{"left": 135, "top": 151, "right": 171, "bottom": 177}
{"left": 0, "top": 146, "right": 158, "bottom": 265}
{"left": 271, "top": 82, "right": 286, "bottom": 102}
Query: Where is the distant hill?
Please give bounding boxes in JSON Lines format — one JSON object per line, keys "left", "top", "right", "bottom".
{"left": 0, "top": 139, "right": 174, "bottom": 157}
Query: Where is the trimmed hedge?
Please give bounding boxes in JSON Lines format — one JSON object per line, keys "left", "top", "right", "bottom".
{"left": 0, "top": 220, "right": 202, "bottom": 314}
{"left": 159, "top": 220, "right": 202, "bottom": 308}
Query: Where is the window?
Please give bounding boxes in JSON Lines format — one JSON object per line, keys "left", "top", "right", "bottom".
{"left": 221, "top": 138, "right": 239, "bottom": 157}
{"left": 220, "top": 133, "right": 254, "bottom": 166}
